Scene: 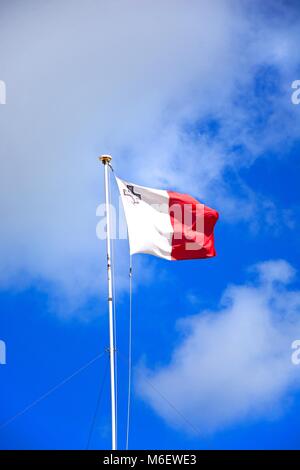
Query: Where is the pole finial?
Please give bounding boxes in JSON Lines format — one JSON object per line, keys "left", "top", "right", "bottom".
{"left": 99, "top": 154, "right": 112, "bottom": 165}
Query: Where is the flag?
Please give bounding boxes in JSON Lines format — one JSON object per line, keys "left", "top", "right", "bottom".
{"left": 116, "top": 177, "right": 218, "bottom": 261}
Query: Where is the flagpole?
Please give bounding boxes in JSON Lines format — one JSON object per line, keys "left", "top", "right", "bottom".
{"left": 99, "top": 154, "right": 117, "bottom": 451}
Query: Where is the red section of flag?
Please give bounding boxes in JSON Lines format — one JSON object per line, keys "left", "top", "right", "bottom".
{"left": 168, "top": 191, "right": 219, "bottom": 261}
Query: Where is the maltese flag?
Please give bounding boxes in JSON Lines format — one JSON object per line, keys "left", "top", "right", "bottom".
{"left": 116, "top": 177, "right": 218, "bottom": 261}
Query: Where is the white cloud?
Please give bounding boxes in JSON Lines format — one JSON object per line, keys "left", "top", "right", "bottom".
{"left": 137, "top": 260, "right": 300, "bottom": 434}
{"left": 0, "top": 1, "right": 299, "bottom": 307}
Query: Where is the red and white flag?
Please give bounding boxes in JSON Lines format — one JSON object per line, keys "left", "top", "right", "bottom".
{"left": 117, "top": 177, "right": 218, "bottom": 261}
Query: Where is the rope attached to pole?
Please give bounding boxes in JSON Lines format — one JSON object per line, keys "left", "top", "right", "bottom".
{"left": 126, "top": 254, "right": 133, "bottom": 450}
{"left": 86, "top": 355, "right": 110, "bottom": 450}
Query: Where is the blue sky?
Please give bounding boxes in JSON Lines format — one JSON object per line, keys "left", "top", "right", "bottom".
{"left": 1, "top": 0, "right": 300, "bottom": 449}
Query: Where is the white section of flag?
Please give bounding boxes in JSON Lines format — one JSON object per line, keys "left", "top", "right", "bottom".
{"left": 116, "top": 177, "right": 173, "bottom": 260}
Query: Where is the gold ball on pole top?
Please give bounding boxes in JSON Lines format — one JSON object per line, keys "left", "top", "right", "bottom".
{"left": 99, "top": 154, "right": 112, "bottom": 165}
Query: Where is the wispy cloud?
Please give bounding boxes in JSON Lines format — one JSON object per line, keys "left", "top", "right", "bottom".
{"left": 0, "top": 1, "right": 299, "bottom": 307}
{"left": 137, "top": 259, "right": 300, "bottom": 434}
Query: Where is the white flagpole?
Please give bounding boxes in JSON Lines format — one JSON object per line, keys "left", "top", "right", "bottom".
{"left": 99, "top": 154, "right": 117, "bottom": 450}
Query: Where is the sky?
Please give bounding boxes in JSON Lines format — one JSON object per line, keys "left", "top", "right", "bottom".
{"left": 0, "top": 0, "right": 300, "bottom": 450}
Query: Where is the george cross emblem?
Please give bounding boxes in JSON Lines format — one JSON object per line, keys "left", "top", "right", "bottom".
{"left": 123, "top": 185, "right": 142, "bottom": 204}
